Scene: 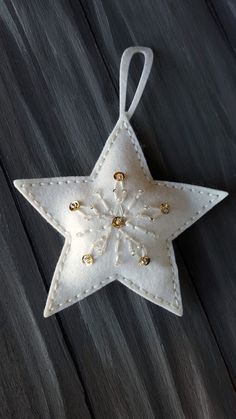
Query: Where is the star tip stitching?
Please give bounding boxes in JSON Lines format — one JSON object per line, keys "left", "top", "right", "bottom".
{"left": 176, "top": 307, "right": 183, "bottom": 317}
{"left": 172, "top": 302, "right": 183, "bottom": 317}
{"left": 222, "top": 190, "right": 229, "bottom": 199}
{"left": 43, "top": 307, "right": 52, "bottom": 318}
{"left": 13, "top": 179, "right": 21, "bottom": 189}
{"left": 216, "top": 189, "right": 229, "bottom": 204}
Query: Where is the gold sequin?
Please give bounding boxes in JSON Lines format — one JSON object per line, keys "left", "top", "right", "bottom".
{"left": 82, "top": 254, "right": 94, "bottom": 265}
{"left": 69, "top": 200, "right": 81, "bottom": 211}
{"left": 139, "top": 256, "right": 151, "bottom": 266}
{"left": 160, "top": 203, "right": 170, "bottom": 214}
{"left": 112, "top": 216, "right": 126, "bottom": 228}
{"left": 113, "top": 172, "right": 125, "bottom": 181}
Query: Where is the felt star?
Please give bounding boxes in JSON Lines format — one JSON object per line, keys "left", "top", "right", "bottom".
{"left": 14, "top": 115, "right": 227, "bottom": 317}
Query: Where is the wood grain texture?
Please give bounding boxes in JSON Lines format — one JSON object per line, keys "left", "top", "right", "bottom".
{"left": 0, "top": 167, "right": 91, "bottom": 419}
{"left": 0, "top": 0, "right": 236, "bottom": 418}
{"left": 208, "top": 0, "right": 236, "bottom": 50}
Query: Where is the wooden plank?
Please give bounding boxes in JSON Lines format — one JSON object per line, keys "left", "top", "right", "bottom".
{"left": 0, "top": 0, "right": 236, "bottom": 417}
{"left": 0, "top": 165, "right": 91, "bottom": 419}
{"left": 81, "top": 0, "right": 236, "bottom": 383}
{"left": 207, "top": 0, "right": 236, "bottom": 50}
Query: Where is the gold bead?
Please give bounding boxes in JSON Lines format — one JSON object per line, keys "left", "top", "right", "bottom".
{"left": 69, "top": 200, "right": 81, "bottom": 211}
{"left": 112, "top": 216, "right": 126, "bottom": 228}
{"left": 113, "top": 172, "right": 125, "bottom": 181}
{"left": 139, "top": 256, "right": 151, "bottom": 266}
{"left": 82, "top": 254, "right": 94, "bottom": 265}
{"left": 160, "top": 203, "right": 170, "bottom": 214}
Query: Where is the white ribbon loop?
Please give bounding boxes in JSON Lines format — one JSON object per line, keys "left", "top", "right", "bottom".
{"left": 119, "top": 46, "right": 153, "bottom": 120}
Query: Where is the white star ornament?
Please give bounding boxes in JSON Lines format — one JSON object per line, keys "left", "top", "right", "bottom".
{"left": 14, "top": 47, "right": 227, "bottom": 317}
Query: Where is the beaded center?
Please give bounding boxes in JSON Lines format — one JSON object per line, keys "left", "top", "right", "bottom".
{"left": 71, "top": 172, "right": 170, "bottom": 266}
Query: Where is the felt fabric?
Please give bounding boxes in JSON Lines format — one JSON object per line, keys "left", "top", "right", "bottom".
{"left": 14, "top": 47, "right": 227, "bottom": 317}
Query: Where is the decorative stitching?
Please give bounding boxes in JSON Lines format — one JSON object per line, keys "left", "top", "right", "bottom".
{"left": 21, "top": 186, "right": 68, "bottom": 236}
{"left": 18, "top": 119, "right": 220, "bottom": 314}
{"left": 50, "top": 277, "right": 115, "bottom": 310}
{"left": 119, "top": 276, "right": 177, "bottom": 307}
{"left": 123, "top": 121, "right": 152, "bottom": 183}
{"left": 91, "top": 126, "right": 122, "bottom": 180}
{"left": 22, "top": 179, "right": 92, "bottom": 188}
{"left": 49, "top": 240, "right": 71, "bottom": 309}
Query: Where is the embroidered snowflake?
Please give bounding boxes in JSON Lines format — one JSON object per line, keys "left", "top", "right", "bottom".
{"left": 73, "top": 173, "right": 168, "bottom": 266}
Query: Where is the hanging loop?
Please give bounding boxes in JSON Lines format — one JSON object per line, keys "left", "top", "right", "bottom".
{"left": 119, "top": 46, "right": 153, "bottom": 120}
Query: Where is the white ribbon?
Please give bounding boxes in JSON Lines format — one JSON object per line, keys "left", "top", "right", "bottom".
{"left": 119, "top": 46, "right": 153, "bottom": 120}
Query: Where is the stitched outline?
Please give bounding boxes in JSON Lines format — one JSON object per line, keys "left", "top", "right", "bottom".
{"left": 17, "top": 118, "right": 221, "bottom": 315}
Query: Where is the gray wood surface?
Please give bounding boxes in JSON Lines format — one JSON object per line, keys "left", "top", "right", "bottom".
{"left": 0, "top": 1, "right": 236, "bottom": 418}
